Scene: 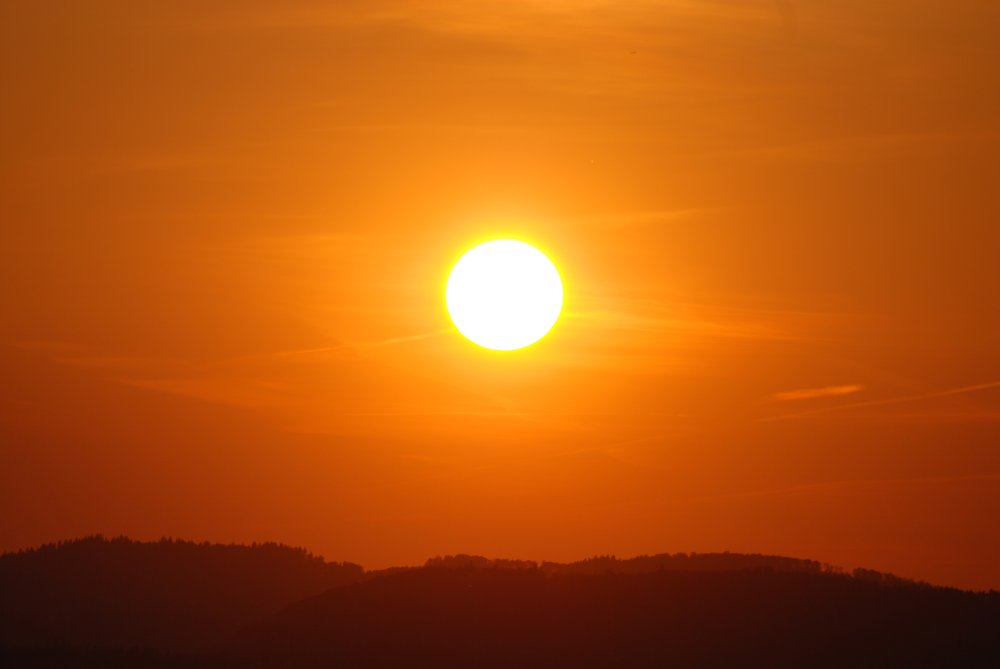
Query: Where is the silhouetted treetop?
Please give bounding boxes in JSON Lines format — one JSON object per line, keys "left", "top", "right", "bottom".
{"left": 0, "top": 535, "right": 363, "bottom": 652}
{"left": 238, "top": 564, "right": 1000, "bottom": 669}
{"left": 424, "top": 550, "right": 837, "bottom": 578}
{"left": 3, "top": 537, "right": 997, "bottom": 668}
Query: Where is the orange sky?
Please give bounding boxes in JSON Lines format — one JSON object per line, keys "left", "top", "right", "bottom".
{"left": 2, "top": 0, "right": 1000, "bottom": 590}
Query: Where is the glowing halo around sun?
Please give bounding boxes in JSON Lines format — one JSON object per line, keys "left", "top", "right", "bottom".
{"left": 446, "top": 240, "right": 564, "bottom": 351}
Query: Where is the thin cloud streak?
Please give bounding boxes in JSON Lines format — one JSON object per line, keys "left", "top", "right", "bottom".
{"left": 773, "top": 384, "right": 864, "bottom": 402}
{"left": 566, "top": 309, "right": 803, "bottom": 342}
{"left": 681, "top": 472, "right": 1000, "bottom": 506}
{"left": 270, "top": 329, "right": 450, "bottom": 359}
{"left": 764, "top": 381, "right": 1000, "bottom": 421}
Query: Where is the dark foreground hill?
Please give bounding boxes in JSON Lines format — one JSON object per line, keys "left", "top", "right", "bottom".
{"left": 239, "top": 567, "right": 1000, "bottom": 669}
{"left": 0, "top": 536, "right": 363, "bottom": 651}
{"left": 2, "top": 537, "right": 999, "bottom": 668}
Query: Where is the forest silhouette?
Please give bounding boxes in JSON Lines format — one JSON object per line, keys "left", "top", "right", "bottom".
{"left": 2, "top": 536, "right": 998, "bottom": 667}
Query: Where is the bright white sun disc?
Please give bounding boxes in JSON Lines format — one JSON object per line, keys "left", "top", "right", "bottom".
{"left": 446, "top": 240, "right": 563, "bottom": 351}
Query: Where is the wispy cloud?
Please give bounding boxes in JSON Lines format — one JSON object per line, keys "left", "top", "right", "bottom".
{"left": 683, "top": 472, "right": 1000, "bottom": 505}
{"left": 567, "top": 294, "right": 845, "bottom": 344}
{"left": 584, "top": 208, "right": 718, "bottom": 227}
{"left": 765, "top": 381, "right": 1000, "bottom": 421}
{"left": 269, "top": 329, "right": 450, "bottom": 359}
{"left": 773, "top": 384, "right": 864, "bottom": 402}
{"left": 568, "top": 309, "right": 797, "bottom": 341}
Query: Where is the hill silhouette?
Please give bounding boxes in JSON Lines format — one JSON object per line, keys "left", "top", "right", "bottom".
{"left": 426, "top": 551, "right": 833, "bottom": 576}
{"left": 240, "top": 566, "right": 1000, "bottom": 669}
{"left": 0, "top": 536, "right": 362, "bottom": 652}
{"left": 2, "top": 537, "right": 998, "bottom": 668}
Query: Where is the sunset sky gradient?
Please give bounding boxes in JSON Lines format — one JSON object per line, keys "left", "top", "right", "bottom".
{"left": 2, "top": 0, "right": 999, "bottom": 590}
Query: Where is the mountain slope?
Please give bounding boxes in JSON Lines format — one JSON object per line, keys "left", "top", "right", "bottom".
{"left": 2, "top": 538, "right": 998, "bottom": 667}
{"left": 240, "top": 566, "right": 1000, "bottom": 669}
{"left": 0, "top": 536, "right": 363, "bottom": 652}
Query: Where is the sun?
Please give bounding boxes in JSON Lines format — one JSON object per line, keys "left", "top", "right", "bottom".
{"left": 446, "top": 240, "right": 564, "bottom": 351}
